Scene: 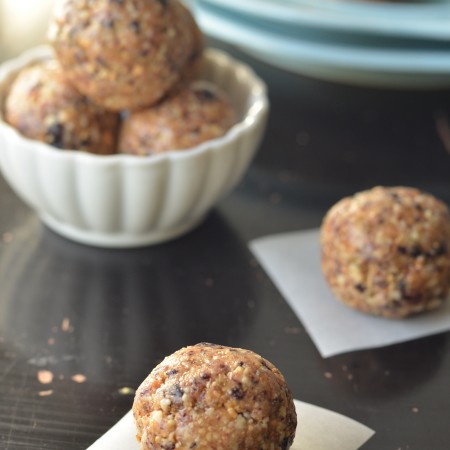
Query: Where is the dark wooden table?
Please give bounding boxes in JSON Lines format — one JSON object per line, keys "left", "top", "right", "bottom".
{"left": 1, "top": 39, "right": 450, "bottom": 449}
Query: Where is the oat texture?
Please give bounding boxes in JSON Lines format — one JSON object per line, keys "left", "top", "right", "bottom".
{"left": 48, "top": 0, "right": 195, "bottom": 111}
{"left": 4, "top": 59, "right": 119, "bottom": 154}
{"left": 320, "top": 186, "right": 450, "bottom": 318}
{"left": 119, "top": 80, "right": 235, "bottom": 155}
{"left": 133, "top": 343, "right": 297, "bottom": 450}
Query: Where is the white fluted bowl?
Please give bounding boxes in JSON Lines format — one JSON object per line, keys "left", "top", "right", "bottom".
{"left": 0, "top": 46, "right": 268, "bottom": 247}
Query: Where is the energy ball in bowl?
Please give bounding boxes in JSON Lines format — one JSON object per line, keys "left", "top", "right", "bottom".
{"left": 177, "top": 2, "right": 204, "bottom": 84}
{"left": 320, "top": 186, "right": 450, "bottom": 318}
{"left": 48, "top": 0, "right": 194, "bottom": 111}
{"left": 133, "top": 343, "right": 297, "bottom": 450}
{"left": 119, "top": 81, "right": 235, "bottom": 155}
{"left": 4, "top": 59, "right": 119, "bottom": 154}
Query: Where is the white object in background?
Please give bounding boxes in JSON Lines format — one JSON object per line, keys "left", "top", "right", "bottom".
{"left": 195, "top": 1, "right": 450, "bottom": 88}
{"left": 250, "top": 229, "right": 450, "bottom": 358}
{"left": 0, "top": 0, "right": 56, "bottom": 58}
{"left": 87, "top": 399, "right": 375, "bottom": 450}
{"left": 0, "top": 46, "right": 268, "bottom": 248}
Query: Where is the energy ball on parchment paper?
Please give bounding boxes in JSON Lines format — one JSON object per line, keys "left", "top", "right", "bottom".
{"left": 4, "top": 59, "right": 119, "bottom": 154}
{"left": 133, "top": 343, "right": 297, "bottom": 450}
{"left": 48, "top": 0, "right": 195, "bottom": 111}
{"left": 320, "top": 186, "right": 450, "bottom": 318}
{"left": 119, "top": 81, "right": 235, "bottom": 155}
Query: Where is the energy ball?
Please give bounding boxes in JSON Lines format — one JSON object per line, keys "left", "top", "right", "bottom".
{"left": 320, "top": 186, "right": 450, "bottom": 318}
{"left": 4, "top": 59, "right": 119, "bottom": 154}
{"left": 48, "top": 0, "right": 194, "bottom": 111}
{"left": 119, "top": 81, "right": 235, "bottom": 155}
{"left": 177, "top": 2, "right": 204, "bottom": 84}
{"left": 133, "top": 343, "right": 297, "bottom": 450}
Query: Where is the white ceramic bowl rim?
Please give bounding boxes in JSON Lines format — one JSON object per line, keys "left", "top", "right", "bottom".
{"left": 0, "top": 45, "right": 268, "bottom": 168}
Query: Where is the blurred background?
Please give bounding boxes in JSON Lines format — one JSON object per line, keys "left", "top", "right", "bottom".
{"left": 1, "top": 0, "right": 450, "bottom": 217}
{"left": 0, "top": 0, "right": 55, "bottom": 59}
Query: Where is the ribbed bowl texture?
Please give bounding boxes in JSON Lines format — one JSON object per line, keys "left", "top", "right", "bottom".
{"left": 0, "top": 46, "right": 268, "bottom": 247}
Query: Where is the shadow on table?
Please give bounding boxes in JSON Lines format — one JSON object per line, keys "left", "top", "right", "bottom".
{"left": 0, "top": 210, "right": 257, "bottom": 383}
{"left": 321, "top": 333, "right": 448, "bottom": 399}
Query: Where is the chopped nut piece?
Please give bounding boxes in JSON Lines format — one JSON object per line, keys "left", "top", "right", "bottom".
{"left": 37, "top": 370, "right": 54, "bottom": 385}
{"left": 71, "top": 374, "right": 87, "bottom": 383}
{"left": 38, "top": 389, "right": 54, "bottom": 397}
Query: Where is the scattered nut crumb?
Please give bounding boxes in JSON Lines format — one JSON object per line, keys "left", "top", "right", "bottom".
{"left": 324, "top": 372, "right": 333, "bottom": 379}
{"left": 347, "top": 373, "right": 354, "bottom": 381}
{"left": 118, "top": 387, "right": 135, "bottom": 395}
{"left": 61, "top": 318, "right": 72, "bottom": 332}
{"left": 71, "top": 374, "right": 87, "bottom": 383}
{"left": 37, "top": 370, "right": 54, "bottom": 385}
{"left": 411, "top": 407, "right": 419, "bottom": 413}
{"left": 38, "top": 389, "right": 53, "bottom": 397}
{"left": 47, "top": 338, "right": 55, "bottom": 346}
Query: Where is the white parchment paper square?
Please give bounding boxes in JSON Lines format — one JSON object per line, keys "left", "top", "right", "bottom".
{"left": 87, "top": 400, "right": 374, "bottom": 450}
{"left": 249, "top": 229, "right": 450, "bottom": 358}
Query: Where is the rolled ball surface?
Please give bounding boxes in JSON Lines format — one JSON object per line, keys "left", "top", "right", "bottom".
{"left": 133, "top": 343, "right": 297, "bottom": 450}
{"left": 320, "top": 186, "right": 450, "bottom": 318}
{"left": 4, "top": 59, "right": 119, "bottom": 154}
{"left": 48, "top": 0, "right": 194, "bottom": 111}
{"left": 119, "top": 81, "right": 235, "bottom": 155}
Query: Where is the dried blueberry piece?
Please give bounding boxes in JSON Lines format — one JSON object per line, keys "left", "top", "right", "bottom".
{"left": 101, "top": 18, "right": 115, "bottom": 28}
{"left": 129, "top": 20, "right": 140, "bottom": 33}
{"left": 169, "top": 383, "right": 184, "bottom": 399}
{"left": 354, "top": 283, "right": 366, "bottom": 293}
{"left": 195, "top": 89, "right": 216, "bottom": 102}
{"left": 166, "top": 369, "right": 178, "bottom": 377}
{"left": 429, "top": 242, "right": 447, "bottom": 257}
{"left": 411, "top": 245, "right": 423, "bottom": 258}
{"left": 79, "top": 138, "right": 91, "bottom": 149}
{"left": 397, "top": 246, "right": 408, "bottom": 255}
{"left": 388, "top": 191, "right": 401, "bottom": 203}
{"left": 46, "top": 122, "right": 65, "bottom": 149}
{"left": 230, "top": 386, "right": 245, "bottom": 400}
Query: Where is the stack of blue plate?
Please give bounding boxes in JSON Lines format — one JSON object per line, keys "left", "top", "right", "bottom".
{"left": 193, "top": 0, "right": 450, "bottom": 88}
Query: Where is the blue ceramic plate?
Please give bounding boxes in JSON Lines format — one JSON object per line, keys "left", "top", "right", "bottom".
{"left": 195, "top": 2, "right": 450, "bottom": 88}
{"left": 198, "top": 0, "right": 450, "bottom": 40}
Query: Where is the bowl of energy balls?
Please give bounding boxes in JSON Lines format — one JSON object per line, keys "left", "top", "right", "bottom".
{"left": 0, "top": 0, "right": 268, "bottom": 248}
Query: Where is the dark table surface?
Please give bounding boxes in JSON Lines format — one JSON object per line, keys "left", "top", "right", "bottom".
{"left": 1, "top": 37, "right": 450, "bottom": 450}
